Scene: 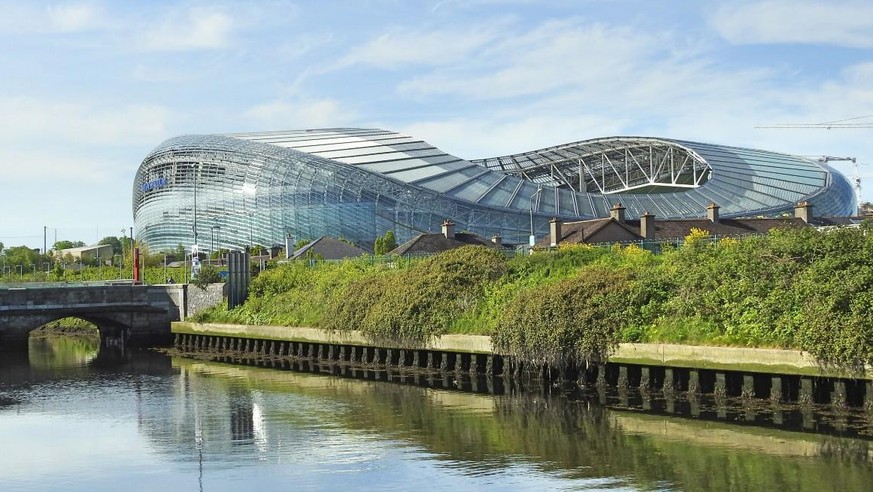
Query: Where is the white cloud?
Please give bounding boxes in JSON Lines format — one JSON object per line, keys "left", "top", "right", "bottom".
{"left": 139, "top": 7, "right": 235, "bottom": 51}
{"left": 0, "top": 148, "right": 115, "bottom": 181}
{"left": 711, "top": 1, "right": 873, "bottom": 48}
{"left": 402, "top": 113, "right": 626, "bottom": 159}
{"left": 243, "top": 98, "right": 354, "bottom": 128}
{"left": 332, "top": 21, "right": 510, "bottom": 69}
{"left": 0, "top": 97, "right": 170, "bottom": 147}
{"left": 395, "top": 19, "right": 674, "bottom": 100}
{"left": 0, "top": 1, "right": 108, "bottom": 34}
{"left": 47, "top": 3, "right": 105, "bottom": 32}
{"left": 380, "top": 16, "right": 873, "bottom": 184}
{"left": 278, "top": 32, "right": 334, "bottom": 61}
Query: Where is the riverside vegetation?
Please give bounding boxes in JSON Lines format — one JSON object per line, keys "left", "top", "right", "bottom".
{"left": 193, "top": 224, "right": 873, "bottom": 372}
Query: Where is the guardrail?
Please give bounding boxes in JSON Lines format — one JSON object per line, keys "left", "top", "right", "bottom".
{"left": 0, "top": 279, "right": 136, "bottom": 290}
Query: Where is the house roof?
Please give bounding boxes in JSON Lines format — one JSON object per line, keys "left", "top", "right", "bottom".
{"left": 58, "top": 243, "right": 114, "bottom": 258}
{"left": 623, "top": 217, "right": 808, "bottom": 240}
{"left": 390, "top": 232, "right": 497, "bottom": 255}
{"left": 536, "top": 215, "right": 819, "bottom": 248}
{"left": 290, "top": 236, "right": 367, "bottom": 260}
{"left": 534, "top": 217, "right": 643, "bottom": 247}
{"left": 809, "top": 216, "right": 865, "bottom": 227}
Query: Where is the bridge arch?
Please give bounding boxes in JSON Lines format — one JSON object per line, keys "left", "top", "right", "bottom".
{"left": 0, "top": 284, "right": 185, "bottom": 351}
{"left": 21, "top": 314, "right": 132, "bottom": 342}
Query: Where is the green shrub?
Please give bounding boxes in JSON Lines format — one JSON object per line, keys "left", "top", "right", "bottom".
{"left": 325, "top": 246, "right": 507, "bottom": 346}
{"left": 191, "top": 264, "right": 222, "bottom": 290}
{"left": 493, "top": 266, "right": 650, "bottom": 369}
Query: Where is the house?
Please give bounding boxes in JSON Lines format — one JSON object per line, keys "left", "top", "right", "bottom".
{"left": 390, "top": 220, "right": 504, "bottom": 255}
{"left": 290, "top": 236, "right": 368, "bottom": 261}
{"left": 57, "top": 244, "right": 114, "bottom": 264}
{"left": 537, "top": 201, "right": 835, "bottom": 248}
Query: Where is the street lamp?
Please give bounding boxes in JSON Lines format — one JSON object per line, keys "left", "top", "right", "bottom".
{"left": 120, "top": 229, "right": 127, "bottom": 279}
{"left": 241, "top": 183, "right": 256, "bottom": 248}
{"left": 192, "top": 163, "right": 200, "bottom": 249}
{"left": 211, "top": 225, "right": 221, "bottom": 257}
{"left": 529, "top": 186, "right": 543, "bottom": 247}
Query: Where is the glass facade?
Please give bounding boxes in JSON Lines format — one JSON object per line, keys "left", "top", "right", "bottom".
{"left": 132, "top": 129, "right": 856, "bottom": 253}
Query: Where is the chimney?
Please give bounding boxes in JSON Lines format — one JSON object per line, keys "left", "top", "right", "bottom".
{"left": 549, "top": 217, "right": 562, "bottom": 247}
{"left": 794, "top": 201, "right": 813, "bottom": 223}
{"left": 706, "top": 203, "right": 720, "bottom": 223}
{"left": 491, "top": 234, "right": 502, "bottom": 247}
{"left": 441, "top": 219, "right": 455, "bottom": 239}
{"left": 640, "top": 212, "right": 655, "bottom": 240}
{"left": 610, "top": 202, "right": 626, "bottom": 222}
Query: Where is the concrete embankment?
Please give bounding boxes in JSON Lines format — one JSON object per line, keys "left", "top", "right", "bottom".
{"left": 172, "top": 321, "right": 862, "bottom": 378}
{"left": 171, "top": 322, "right": 873, "bottom": 408}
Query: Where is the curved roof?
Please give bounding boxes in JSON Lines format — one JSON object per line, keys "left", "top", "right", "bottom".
{"left": 225, "top": 128, "right": 855, "bottom": 219}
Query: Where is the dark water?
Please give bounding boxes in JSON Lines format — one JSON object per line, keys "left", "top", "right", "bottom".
{"left": 2, "top": 338, "right": 873, "bottom": 492}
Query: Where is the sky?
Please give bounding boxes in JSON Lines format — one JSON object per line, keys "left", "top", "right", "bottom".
{"left": 2, "top": 0, "right": 873, "bottom": 250}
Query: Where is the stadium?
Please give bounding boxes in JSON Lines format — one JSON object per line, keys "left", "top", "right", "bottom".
{"left": 132, "top": 128, "right": 856, "bottom": 253}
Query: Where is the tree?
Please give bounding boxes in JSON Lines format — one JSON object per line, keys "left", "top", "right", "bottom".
{"left": 98, "top": 236, "right": 123, "bottom": 255}
{"left": 173, "top": 244, "right": 186, "bottom": 261}
{"left": 293, "top": 239, "right": 310, "bottom": 251}
{"left": 373, "top": 230, "right": 397, "bottom": 255}
{"left": 0, "top": 241, "right": 4, "bottom": 255}
{"left": 53, "top": 240, "right": 84, "bottom": 250}
{"left": 191, "top": 263, "right": 222, "bottom": 290}
{"left": 5, "top": 245, "right": 42, "bottom": 267}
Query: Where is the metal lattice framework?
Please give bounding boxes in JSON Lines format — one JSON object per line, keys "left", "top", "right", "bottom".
{"left": 472, "top": 137, "right": 710, "bottom": 194}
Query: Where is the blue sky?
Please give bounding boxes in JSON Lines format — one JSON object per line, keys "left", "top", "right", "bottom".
{"left": 2, "top": 0, "right": 872, "bottom": 250}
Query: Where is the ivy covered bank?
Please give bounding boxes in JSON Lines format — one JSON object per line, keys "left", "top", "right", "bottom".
{"left": 193, "top": 224, "right": 873, "bottom": 372}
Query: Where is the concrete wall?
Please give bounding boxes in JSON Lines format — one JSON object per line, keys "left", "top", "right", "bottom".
{"left": 185, "top": 283, "right": 226, "bottom": 318}
{"left": 172, "top": 322, "right": 872, "bottom": 380}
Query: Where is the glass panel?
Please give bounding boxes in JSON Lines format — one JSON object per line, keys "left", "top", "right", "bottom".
{"left": 479, "top": 178, "right": 520, "bottom": 207}
{"left": 446, "top": 172, "right": 502, "bottom": 201}
{"left": 379, "top": 159, "right": 468, "bottom": 182}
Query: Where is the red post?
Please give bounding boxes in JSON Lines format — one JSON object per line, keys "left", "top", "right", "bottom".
{"left": 133, "top": 247, "right": 141, "bottom": 283}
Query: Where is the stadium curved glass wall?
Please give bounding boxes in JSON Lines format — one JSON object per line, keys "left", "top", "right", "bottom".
{"left": 132, "top": 129, "right": 856, "bottom": 253}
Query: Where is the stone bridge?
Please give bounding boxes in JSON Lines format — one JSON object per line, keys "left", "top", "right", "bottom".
{"left": 0, "top": 284, "right": 189, "bottom": 350}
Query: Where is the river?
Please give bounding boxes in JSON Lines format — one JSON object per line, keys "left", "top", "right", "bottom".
{"left": 1, "top": 337, "right": 872, "bottom": 491}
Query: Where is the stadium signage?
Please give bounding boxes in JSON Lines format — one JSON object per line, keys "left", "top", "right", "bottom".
{"left": 140, "top": 176, "right": 168, "bottom": 192}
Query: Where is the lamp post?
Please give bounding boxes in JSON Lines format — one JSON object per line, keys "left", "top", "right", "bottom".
{"left": 192, "top": 164, "right": 200, "bottom": 249}
{"left": 529, "top": 186, "right": 543, "bottom": 247}
{"left": 210, "top": 225, "right": 221, "bottom": 257}
{"left": 241, "top": 183, "right": 256, "bottom": 248}
{"left": 120, "top": 229, "right": 126, "bottom": 278}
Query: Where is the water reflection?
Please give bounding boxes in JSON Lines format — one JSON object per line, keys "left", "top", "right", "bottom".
{"left": 27, "top": 335, "right": 99, "bottom": 369}
{"left": 2, "top": 343, "right": 873, "bottom": 491}
{"left": 163, "top": 358, "right": 873, "bottom": 491}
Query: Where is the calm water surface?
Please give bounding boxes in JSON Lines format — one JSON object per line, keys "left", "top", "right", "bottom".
{"left": 1, "top": 337, "right": 872, "bottom": 491}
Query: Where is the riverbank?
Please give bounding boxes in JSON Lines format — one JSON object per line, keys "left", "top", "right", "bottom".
{"left": 172, "top": 322, "right": 871, "bottom": 380}
{"left": 191, "top": 225, "right": 873, "bottom": 371}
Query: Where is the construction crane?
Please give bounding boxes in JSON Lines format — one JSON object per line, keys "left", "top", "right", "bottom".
{"left": 756, "top": 114, "right": 873, "bottom": 130}
{"left": 757, "top": 114, "right": 872, "bottom": 216}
